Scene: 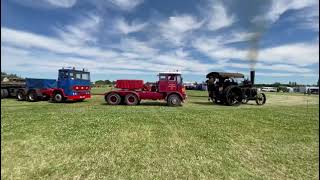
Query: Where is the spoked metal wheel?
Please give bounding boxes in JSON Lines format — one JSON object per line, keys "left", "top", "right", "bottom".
{"left": 255, "top": 93, "right": 266, "bottom": 105}
{"left": 225, "top": 87, "right": 242, "bottom": 106}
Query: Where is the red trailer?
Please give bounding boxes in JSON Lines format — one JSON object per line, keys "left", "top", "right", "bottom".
{"left": 104, "top": 72, "right": 187, "bottom": 106}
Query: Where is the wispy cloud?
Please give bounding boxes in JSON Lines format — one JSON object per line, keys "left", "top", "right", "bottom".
{"left": 114, "top": 17, "right": 148, "bottom": 34}
{"left": 254, "top": 0, "right": 318, "bottom": 24}
{"left": 11, "top": 0, "right": 77, "bottom": 8}
{"left": 45, "top": 0, "right": 77, "bottom": 8}
{"left": 159, "top": 15, "right": 204, "bottom": 45}
{"left": 192, "top": 35, "right": 319, "bottom": 66}
{"left": 206, "top": 1, "right": 235, "bottom": 30}
{"left": 108, "top": 0, "right": 144, "bottom": 11}
{"left": 54, "top": 14, "right": 101, "bottom": 46}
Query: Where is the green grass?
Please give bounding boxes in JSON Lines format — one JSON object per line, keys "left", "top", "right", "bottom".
{"left": 1, "top": 89, "right": 319, "bottom": 179}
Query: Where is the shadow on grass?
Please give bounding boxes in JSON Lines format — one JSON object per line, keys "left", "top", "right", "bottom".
{"left": 191, "top": 101, "right": 214, "bottom": 106}
{"left": 187, "top": 95, "right": 208, "bottom": 98}
{"left": 101, "top": 101, "right": 168, "bottom": 106}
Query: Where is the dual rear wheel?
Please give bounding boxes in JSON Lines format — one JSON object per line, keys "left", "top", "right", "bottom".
{"left": 106, "top": 93, "right": 139, "bottom": 105}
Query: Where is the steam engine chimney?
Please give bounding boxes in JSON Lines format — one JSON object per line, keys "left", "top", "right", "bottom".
{"left": 250, "top": 70, "right": 255, "bottom": 85}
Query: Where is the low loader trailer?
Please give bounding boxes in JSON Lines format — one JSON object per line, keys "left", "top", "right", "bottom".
{"left": 1, "top": 68, "right": 91, "bottom": 102}
{"left": 104, "top": 72, "right": 187, "bottom": 106}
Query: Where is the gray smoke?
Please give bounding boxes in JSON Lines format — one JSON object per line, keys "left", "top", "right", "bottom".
{"left": 247, "top": 20, "right": 268, "bottom": 70}
{"left": 247, "top": 31, "right": 262, "bottom": 70}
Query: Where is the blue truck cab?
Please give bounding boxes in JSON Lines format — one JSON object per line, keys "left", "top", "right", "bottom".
{"left": 17, "top": 68, "right": 91, "bottom": 102}
{"left": 57, "top": 68, "right": 91, "bottom": 101}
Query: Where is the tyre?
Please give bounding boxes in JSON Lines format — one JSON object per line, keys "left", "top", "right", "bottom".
{"left": 255, "top": 93, "right": 266, "bottom": 105}
{"left": 106, "top": 93, "right": 121, "bottom": 105}
{"left": 1, "top": 89, "right": 4, "bottom": 99}
{"left": 2, "top": 89, "right": 9, "bottom": 98}
{"left": 17, "top": 90, "right": 25, "bottom": 101}
{"left": 53, "top": 92, "right": 64, "bottom": 103}
{"left": 225, "top": 86, "right": 242, "bottom": 106}
{"left": 77, "top": 98, "right": 85, "bottom": 102}
{"left": 124, "top": 93, "right": 139, "bottom": 105}
{"left": 167, "top": 94, "right": 182, "bottom": 106}
{"left": 26, "top": 90, "right": 38, "bottom": 102}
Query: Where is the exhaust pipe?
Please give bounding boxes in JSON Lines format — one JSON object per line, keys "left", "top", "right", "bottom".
{"left": 250, "top": 70, "right": 255, "bottom": 85}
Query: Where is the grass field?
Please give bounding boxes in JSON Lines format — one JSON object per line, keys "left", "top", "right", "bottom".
{"left": 1, "top": 88, "right": 319, "bottom": 179}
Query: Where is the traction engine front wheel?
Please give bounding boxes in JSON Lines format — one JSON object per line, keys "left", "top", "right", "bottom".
{"left": 255, "top": 93, "right": 266, "bottom": 105}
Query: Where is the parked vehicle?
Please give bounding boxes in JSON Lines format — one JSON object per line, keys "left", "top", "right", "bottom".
{"left": 261, "top": 87, "right": 277, "bottom": 92}
{"left": 104, "top": 72, "right": 187, "bottom": 106}
{"left": 206, "top": 70, "right": 266, "bottom": 106}
{"left": 1, "top": 68, "right": 91, "bottom": 102}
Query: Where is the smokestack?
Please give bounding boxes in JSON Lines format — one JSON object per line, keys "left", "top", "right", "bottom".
{"left": 250, "top": 70, "right": 255, "bottom": 85}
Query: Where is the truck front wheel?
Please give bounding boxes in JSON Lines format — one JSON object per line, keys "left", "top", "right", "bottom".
{"left": 124, "top": 93, "right": 139, "bottom": 105}
{"left": 167, "top": 94, "right": 182, "bottom": 106}
{"left": 106, "top": 93, "right": 121, "bottom": 105}
{"left": 53, "top": 92, "right": 64, "bottom": 103}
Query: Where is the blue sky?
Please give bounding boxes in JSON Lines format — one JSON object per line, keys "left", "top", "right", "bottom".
{"left": 1, "top": 0, "right": 319, "bottom": 84}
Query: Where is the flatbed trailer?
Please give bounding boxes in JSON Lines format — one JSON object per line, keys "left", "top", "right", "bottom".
{"left": 1, "top": 81, "right": 26, "bottom": 99}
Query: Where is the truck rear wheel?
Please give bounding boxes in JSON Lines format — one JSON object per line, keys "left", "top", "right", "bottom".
{"left": 26, "top": 90, "right": 38, "bottom": 102}
{"left": 167, "top": 94, "right": 182, "bottom": 106}
{"left": 53, "top": 92, "right": 64, "bottom": 103}
{"left": 17, "top": 90, "right": 25, "bottom": 101}
{"left": 106, "top": 93, "right": 121, "bottom": 105}
{"left": 124, "top": 93, "right": 139, "bottom": 105}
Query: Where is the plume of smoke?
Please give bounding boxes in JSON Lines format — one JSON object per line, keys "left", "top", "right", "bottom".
{"left": 247, "top": 21, "right": 268, "bottom": 70}
{"left": 247, "top": 32, "right": 262, "bottom": 70}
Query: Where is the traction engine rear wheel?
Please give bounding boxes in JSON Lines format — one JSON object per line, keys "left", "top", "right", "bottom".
{"left": 167, "top": 94, "right": 182, "bottom": 106}
{"left": 106, "top": 93, "right": 121, "bottom": 105}
{"left": 124, "top": 93, "right": 139, "bottom": 105}
{"left": 225, "top": 87, "right": 242, "bottom": 106}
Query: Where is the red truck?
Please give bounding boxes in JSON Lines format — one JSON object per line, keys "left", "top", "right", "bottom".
{"left": 104, "top": 72, "right": 187, "bottom": 106}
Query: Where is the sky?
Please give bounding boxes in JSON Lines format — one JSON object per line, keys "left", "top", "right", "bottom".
{"left": 1, "top": 0, "right": 319, "bottom": 84}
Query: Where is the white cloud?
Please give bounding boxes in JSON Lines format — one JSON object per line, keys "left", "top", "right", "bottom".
{"left": 192, "top": 35, "right": 319, "bottom": 67}
{"left": 254, "top": 0, "right": 318, "bottom": 24}
{"left": 2, "top": 26, "right": 318, "bottom": 80}
{"left": 159, "top": 15, "right": 204, "bottom": 45}
{"left": 114, "top": 18, "right": 147, "bottom": 34}
{"left": 292, "top": 6, "right": 319, "bottom": 32}
{"left": 1, "top": 27, "right": 117, "bottom": 59}
{"left": 55, "top": 14, "right": 101, "bottom": 46}
{"left": 206, "top": 1, "right": 235, "bottom": 30}
{"left": 108, "top": 0, "right": 144, "bottom": 11}
{"left": 45, "top": 0, "right": 77, "bottom": 8}
{"left": 259, "top": 43, "right": 319, "bottom": 66}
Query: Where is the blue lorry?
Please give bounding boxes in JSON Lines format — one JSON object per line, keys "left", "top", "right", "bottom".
{"left": 1, "top": 68, "right": 91, "bottom": 102}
